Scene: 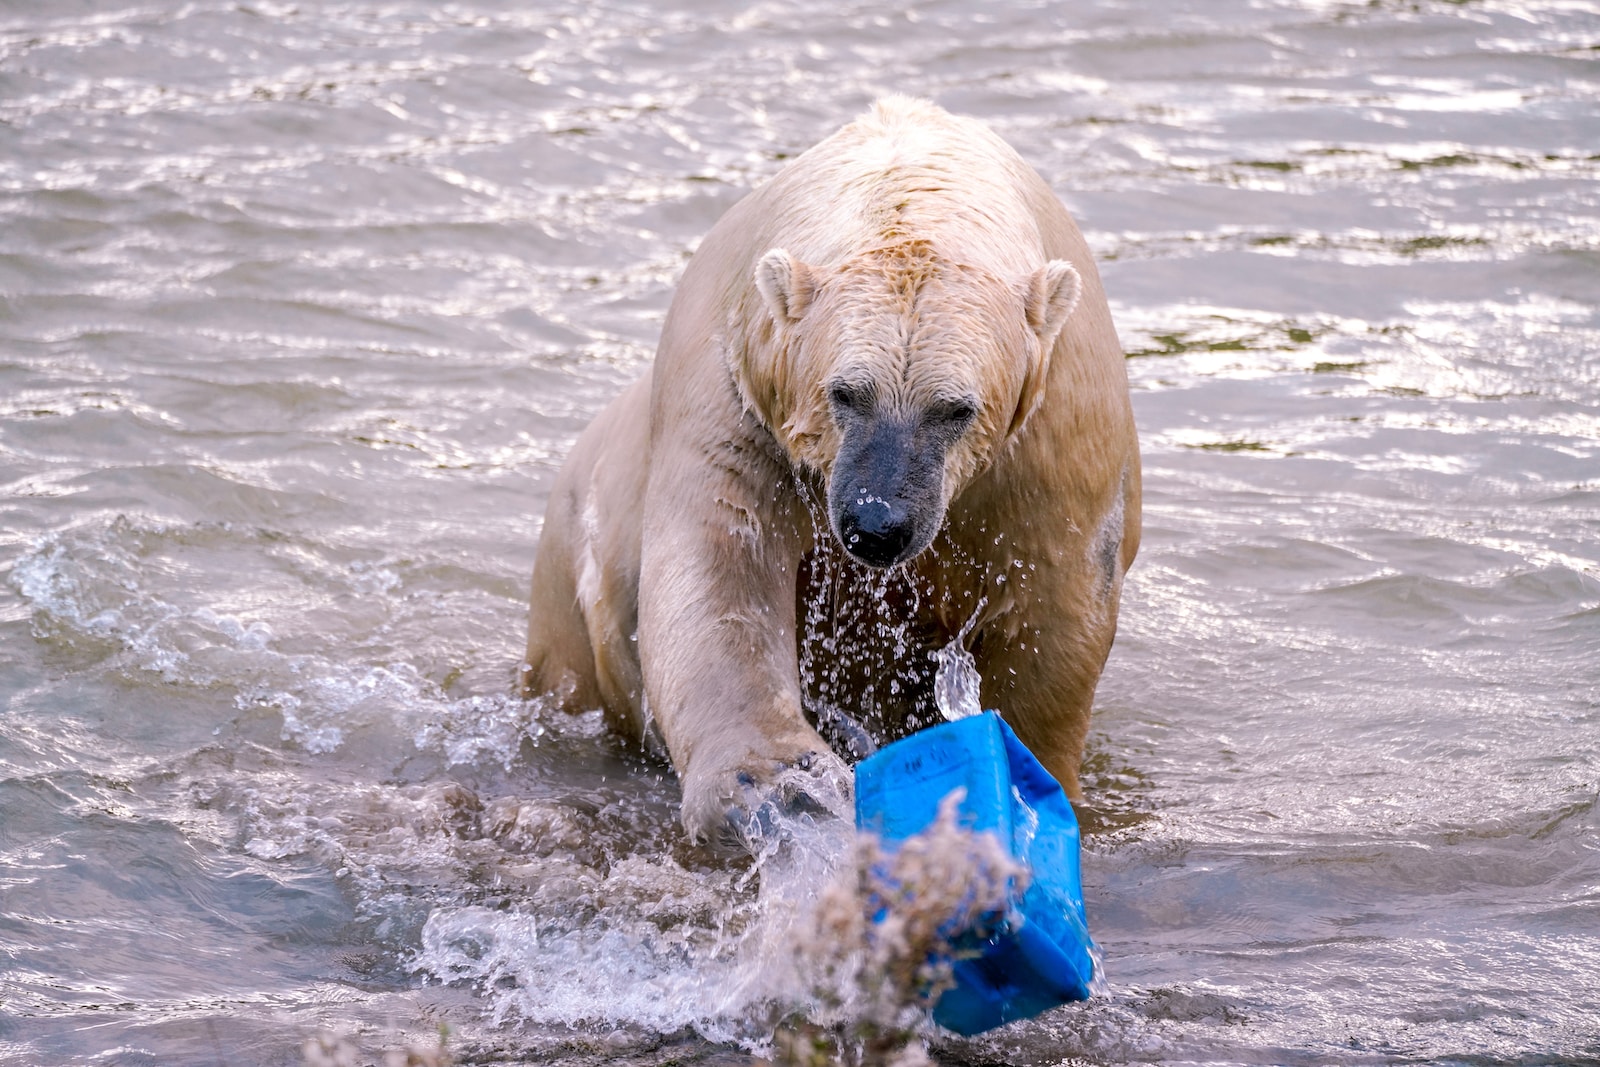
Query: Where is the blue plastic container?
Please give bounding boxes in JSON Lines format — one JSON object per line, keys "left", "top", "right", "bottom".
{"left": 854, "top": 711, "right": 1096, "bottom": 1035}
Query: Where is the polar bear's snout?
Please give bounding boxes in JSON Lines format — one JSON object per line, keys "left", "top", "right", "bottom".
{"left": 828, "top": 410, "right": 949, "bottom": 568}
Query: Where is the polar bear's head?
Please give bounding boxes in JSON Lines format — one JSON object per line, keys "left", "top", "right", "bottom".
{"left": 743, "top": 240, "right": 1081, "bottom": 568}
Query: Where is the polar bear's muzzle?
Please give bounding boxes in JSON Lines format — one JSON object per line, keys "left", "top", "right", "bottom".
{"left": 828, "top": 412, "right": 948, "bottom": 569}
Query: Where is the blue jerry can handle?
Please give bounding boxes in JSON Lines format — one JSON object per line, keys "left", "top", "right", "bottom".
{"left": 854, "top": 711, "right": 1096, "bottom": 1035}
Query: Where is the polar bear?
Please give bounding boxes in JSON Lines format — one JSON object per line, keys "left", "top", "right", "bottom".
{"left": 521, "top": 97, "right": 1140, "bottom": 854}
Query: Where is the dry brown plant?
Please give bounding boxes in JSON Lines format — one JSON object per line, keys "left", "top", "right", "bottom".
{"left": 776, "top": 789, "right": 1027, "bottom": 1067}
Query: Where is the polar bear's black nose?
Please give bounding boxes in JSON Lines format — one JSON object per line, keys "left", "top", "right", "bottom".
{"left": 840, "top": 495, "right": 915, "bottom": 567}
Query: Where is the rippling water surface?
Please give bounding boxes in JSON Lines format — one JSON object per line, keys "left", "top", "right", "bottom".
{"left": 3, "top": 2, "right": 1598, "bottom": 1064}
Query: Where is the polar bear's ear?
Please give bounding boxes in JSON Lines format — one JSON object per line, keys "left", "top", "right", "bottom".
{"left": 755, "top": 248, "right": 817, "bottom": 324}
{"left": 1023, "top": 259, "right": 1082, "bottom": 350}
{"left": 1009, "top": 260, "right": 1082, "bottom": 438}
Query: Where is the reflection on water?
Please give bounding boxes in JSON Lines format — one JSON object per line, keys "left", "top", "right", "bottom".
{"left": 2, "top": 1, "right": 1597, "bottom": 1064}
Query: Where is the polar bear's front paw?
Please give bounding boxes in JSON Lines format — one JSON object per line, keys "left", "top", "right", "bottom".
{"left": 682, "top": 749, "right": 853, "bottom": 857}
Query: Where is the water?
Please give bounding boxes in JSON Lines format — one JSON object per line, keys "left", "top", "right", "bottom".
{"left": 2, "top": 0, "right": 1597, "bottom": 1063}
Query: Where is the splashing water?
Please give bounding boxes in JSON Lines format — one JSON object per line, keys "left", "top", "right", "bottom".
{"left": 406, "top": 779, "right": 861, "bottom": 1048}
{"left": 400, "top": 762, "right": 1028, "bottom": 1065}
{"left": 933, "top": 597, "right": 988, "bottom": 722}
{"left": 932, "top": 643, "right": 982, "bottom": 722}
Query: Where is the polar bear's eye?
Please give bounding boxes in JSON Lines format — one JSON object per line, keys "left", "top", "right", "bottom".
{"left": 930, "top": 398, "right": 979, "bottom": 431}
{"left": 827, "top": 381, "right": 873, "bottom": 416}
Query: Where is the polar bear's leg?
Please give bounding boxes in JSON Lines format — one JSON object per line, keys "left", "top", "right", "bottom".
{"left": 636, "top": 406, "right": 850, "bottom": 853}
{"left": 522, "top": 375, "right": 651, "bottom": 742}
